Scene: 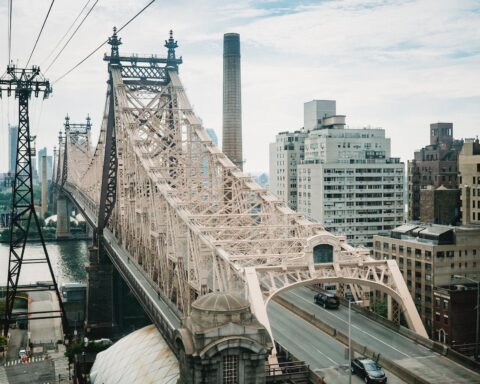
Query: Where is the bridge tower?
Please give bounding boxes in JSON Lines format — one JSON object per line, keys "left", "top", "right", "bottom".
{"left": 0, "top": 65, "right": 68, "bottom": 336}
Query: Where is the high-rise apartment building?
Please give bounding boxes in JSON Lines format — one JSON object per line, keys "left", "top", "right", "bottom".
{"left": 269, "top": 130, "right": 307, "bottom": 211}
{"left": 459, "top": 138, "right": 480, "bottom": 225}
{"left": 269, "top": 100, "right": 404, "bottom": 247}
{"left": 408, "top": 123, "right": 463, "bottom": 222}
{"left": 373, "top": 224, "right": 480, "bottom": 336}
{"left": 8, "top": 125, "right": 18, "bottom": 174}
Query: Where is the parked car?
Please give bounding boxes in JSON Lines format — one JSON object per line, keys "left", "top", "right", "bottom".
{"left": 314, "top": 292, "right": 339, "bottom": 309}
{"left": 351, "top": 358, "right": 387, "bottom": 383}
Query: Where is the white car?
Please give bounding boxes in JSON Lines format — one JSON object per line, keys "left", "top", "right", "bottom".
{"left": 18, "top": 349, "right": 27, "bottom": 359}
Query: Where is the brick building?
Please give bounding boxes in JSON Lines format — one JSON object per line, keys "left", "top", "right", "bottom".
{"left": 419, "top": 186, "right": 460, "bottom": 225}
{"left": 408, "top": 123, "right": 463, "bottom": 222}
{"left": 433, "top": 284, "right": 477, "bottom": 355}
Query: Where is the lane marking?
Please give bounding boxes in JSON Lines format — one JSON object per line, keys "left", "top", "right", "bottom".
{"left": 297, "top": 287, "right": 433, "bottom": 354}
{"left": 288, "top": 291, "right": 413, "bottom": 358}
{"left": 314, "top": 347, "right": 340, "bottom": 366}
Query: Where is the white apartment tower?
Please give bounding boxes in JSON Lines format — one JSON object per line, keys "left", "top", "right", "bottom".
{"left": 269, "top": 100, "right": 404, "bottom": 247}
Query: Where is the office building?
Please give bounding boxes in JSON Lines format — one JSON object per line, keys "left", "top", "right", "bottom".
{"left": 459, "top": 138, "right": 480, "bottom": 225}
{"left": 373, "top": 224, "right": 480, "bottom": 335}
{"left": 408, "top": 123, "right": 463, "bottom": 222}
{"left": 8, "top": 125, "right": 18, "bottom": 174}
{"left": 270, "top": 100, "right": 404, "bottom": 247}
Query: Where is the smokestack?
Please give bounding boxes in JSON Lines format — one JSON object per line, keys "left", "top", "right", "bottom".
{"left": 41, "top": 155, "right": 47, "bottom": 219}
{"left": 222, "top": 33, "right": 243, "bottom": 170}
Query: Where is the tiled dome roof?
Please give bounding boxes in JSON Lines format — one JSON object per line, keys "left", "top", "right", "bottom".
{"left": 192, "top": 292, "right": 250, "bottom": 313}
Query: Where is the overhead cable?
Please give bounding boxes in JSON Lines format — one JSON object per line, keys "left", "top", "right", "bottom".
{"left": 26, "top": 0, "right": 56, "bottom": 67}
{"left": 40, "top": 0, "right": 92, "bottom": 67}
{"left": 53, "top": 0, "right": 157, "bottom": 84}
{"left": 45, "top": 0, "right": 100, "bottom": 74}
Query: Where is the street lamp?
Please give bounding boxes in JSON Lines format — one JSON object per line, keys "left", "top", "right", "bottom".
{"left": 348, "top": 299, "right": 363, "bottom": 384}
{"left": 453, "top": 274, "right": 479, "bottom": 360}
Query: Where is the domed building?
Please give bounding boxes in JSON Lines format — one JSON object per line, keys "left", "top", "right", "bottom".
{"left": 176, "top": 292, "right": 272, "bottom": 384}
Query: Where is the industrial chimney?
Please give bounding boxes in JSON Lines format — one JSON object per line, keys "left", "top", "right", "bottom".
{"left": 222, "top": 33, "right": 243, "bottom": 170}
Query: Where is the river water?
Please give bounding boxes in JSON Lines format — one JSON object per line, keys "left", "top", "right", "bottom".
{"left": 0, "top": 241, "right": 88, "bottom": 286}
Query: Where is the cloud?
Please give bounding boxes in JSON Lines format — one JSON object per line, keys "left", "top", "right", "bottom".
{"left": 0, "top": 0, "right": 479, "bottom": 174}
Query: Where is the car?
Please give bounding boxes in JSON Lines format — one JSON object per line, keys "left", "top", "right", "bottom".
{"left": 18, "top": 349, "right": 27, "bottom": 359}
{"left": 314, "top": 292, "right": 340, "bottom": 309}
{"left": 351, "top": 358, "right": 387, "bottom": 383}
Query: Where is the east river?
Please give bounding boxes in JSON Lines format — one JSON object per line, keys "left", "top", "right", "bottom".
{"left": 0, "top": 240, "right": 88, "bottom": 286}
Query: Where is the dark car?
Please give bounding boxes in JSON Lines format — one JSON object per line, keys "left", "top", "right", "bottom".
{"left": 351, "top": 358, "right": 387, "bottom": 383}
{"left": 314, "top": 292, "right": 339, "bottom": 309}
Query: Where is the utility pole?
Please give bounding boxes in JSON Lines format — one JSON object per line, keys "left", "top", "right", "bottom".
{"left": 0, "top": 65, "right": 68, "bottom": 336}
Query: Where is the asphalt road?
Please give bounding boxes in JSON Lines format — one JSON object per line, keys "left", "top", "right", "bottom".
{"left": 268, "top": 301, "right": 406, "bottom": 384}
{"left": 5, "top": 360, "right": 56, "bottom": 384}
{"left": 6, "top": 329, "right": 27, "bottom": 361}
{"left": 278, "top": 286, "right": 480, "bottom": 384}
{"left": 29, "top": 291, "right": 63, "bottom": 345}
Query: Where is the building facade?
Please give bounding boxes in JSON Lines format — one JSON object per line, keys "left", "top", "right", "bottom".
{"left": 459, "top": 138, "right": 480, "bottom": 225}
{"left": 269, "top": 130, "right": 307, "bottom": 211}
{"left": 8, "top": 125, "right": 18, "bottom": 174}
{"left": 408, "top": 123, "right": 463, "bottom": 222}
{"left": 433, "top": 284, "right": 477, "bottom": 352}
{"left": 419, "top": 186, "right": 460, "bottom": 225}
{"left": 373, "top": 224, "right": 480, "bottom": 335}
{"left": 270, "top": 100, "right": 404, "bottom": 247}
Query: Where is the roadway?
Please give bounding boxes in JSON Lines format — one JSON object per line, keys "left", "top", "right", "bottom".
{"left": 268, "top": 301, "right": 406, "bottom": 383}
{"left": 276, "top": 286, "right": 480, "bottom": 384}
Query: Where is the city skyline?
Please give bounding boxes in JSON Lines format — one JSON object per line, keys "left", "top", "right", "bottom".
{"left": 0, "top": 0, "right": 478, "bottom": 175}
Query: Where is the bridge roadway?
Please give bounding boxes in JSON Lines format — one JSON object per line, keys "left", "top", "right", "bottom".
{"left": 272, "top": 286, "right": 480, "bottom": 384}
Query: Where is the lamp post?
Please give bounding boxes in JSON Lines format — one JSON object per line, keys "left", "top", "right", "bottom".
{"left": 453, "top": 275, "right": 479, "bottom": 360}
{"left": 348, "top": 299, "right": 363, "bottom": 384}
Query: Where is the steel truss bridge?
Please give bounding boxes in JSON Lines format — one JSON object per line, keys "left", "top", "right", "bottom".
{"left": 53, "top": 29, "right": 428, "bottom": 357}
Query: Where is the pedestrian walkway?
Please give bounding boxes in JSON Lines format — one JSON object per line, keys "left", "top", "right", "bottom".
{"left": 4, "top": 355, "right": 46, "bottom": 366}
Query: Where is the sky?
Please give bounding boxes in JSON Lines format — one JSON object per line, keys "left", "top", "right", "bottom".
{"left": 0, "top": 0, "right": 479, "bottom": 174}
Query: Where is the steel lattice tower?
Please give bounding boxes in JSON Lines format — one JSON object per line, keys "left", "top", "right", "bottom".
{"left": 0, "top": 65, "right": 68, "bottom": 336}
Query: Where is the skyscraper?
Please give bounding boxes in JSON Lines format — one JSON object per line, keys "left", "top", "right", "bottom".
{"left": 222, "top": 33, "right": 243, "bottom": 170}
{"left": 8, "top": 125, "right": 18, "bottom": 174}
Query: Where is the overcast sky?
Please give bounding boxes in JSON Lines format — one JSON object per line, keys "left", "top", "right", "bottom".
{"left": 1, "top": 0, "right": 479, "bottom": 174}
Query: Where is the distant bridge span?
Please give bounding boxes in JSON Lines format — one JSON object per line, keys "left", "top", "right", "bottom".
{"left": 54, "top": 29, "right": 428, "bottom": 354}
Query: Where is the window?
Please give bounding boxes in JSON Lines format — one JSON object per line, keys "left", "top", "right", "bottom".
{"left": 223, "top": 355, "right": 239, "bottom": 384}
{"left": 399, "top": 245, "right": 404, "bottom": 254}
{"left": 444, "top": 315, "right": 449, "bottom": 325}
{"left": 435, "top": 312, "right": 440, "bottom": 321}
{"left": 443, "top": 300, "right": 449, "bottom": 310}
{"left": 437, "top": 251, "right": 445, "bottom": 258}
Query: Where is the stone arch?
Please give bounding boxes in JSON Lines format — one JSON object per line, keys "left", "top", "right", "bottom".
{"left": 199, "top": 336, "right": 268, "bottom": 359}
{"left": 306, "top": 233, "right": 343, "bottom": 264}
